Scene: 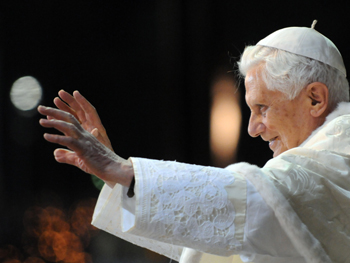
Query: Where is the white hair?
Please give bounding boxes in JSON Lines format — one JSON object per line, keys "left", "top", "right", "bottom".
{"left": 238, "top": 45, "right": 349, "bottom": 110}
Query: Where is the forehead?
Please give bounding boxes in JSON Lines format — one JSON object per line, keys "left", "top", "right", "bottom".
{"left": 245, "top": 68, "right": 268, "bottom": 102}
{"left": 244, "top": 67, "right": 285, "bottom": 105}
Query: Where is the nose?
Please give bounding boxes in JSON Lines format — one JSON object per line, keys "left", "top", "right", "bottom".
{"left": 248, "top": 113, "right": 265, "bottom": 137}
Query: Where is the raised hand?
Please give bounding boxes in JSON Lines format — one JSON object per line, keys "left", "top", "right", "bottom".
{"left": 38, "top": 105, "right": 133, "bottom": 188}
{"left": 53, "top": 90, "right": 113, "bottom": 151}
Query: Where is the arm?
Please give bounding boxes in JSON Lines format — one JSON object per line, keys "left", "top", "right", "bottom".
{"left": 38, "top": 91, "right": 305, "bottom": 262}
{"left": 93, "top": 158, "right": 305, "bottom": 262}
{"left": 92, "top": 157, "right": 246, "bottom": 260}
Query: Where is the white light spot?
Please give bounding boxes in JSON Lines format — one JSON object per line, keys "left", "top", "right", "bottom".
{"left": 10, "top": 76, "right": 42, "bottom": 111}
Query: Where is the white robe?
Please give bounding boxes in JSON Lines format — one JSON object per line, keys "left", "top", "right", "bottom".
{"left": 92, "top": 102, "right": 350, "bottom": 263}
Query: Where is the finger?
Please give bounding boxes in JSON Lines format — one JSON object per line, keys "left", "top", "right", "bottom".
{"left": 47, "top": 115, "right": 66, "bottom": 121}
{"left": 54, "top": 97, "right": 78, "bottom": 120}
{"left": 38, "top": 105, "right": 59, "bottom": 119}
{"left": 73, "top": 91, "right": 106, "bottom": 133}
{"left": 91, "top": 128, "right": 99, "bottom": 138}
{"left": 40, "top": 119, "right": 80, "bottom": 139}
{"left": 91, "top": 128, "right": 105, "bottom": 145}
{"left": 43, "top": 133, "right": 89, "bottom": 157}
{"left": 38, "top": 106, "right": 80, "bottom": 126}
{"left": 58, "top": 90, "right": 87, "bottom": 124}
{"left": 43, "top": 133, "right": 73, "bottom": 146}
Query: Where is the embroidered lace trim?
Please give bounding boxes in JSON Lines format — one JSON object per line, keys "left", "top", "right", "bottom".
{"left": 132, "top": 158, "right": 242, "bottom": 255}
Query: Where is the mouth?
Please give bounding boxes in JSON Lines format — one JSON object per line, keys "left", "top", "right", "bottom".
{"left": 269, "top": 136, "right": 278, "bottom": 142}
{"left": 268, "top": 137, "right": 278, "bottom": 147}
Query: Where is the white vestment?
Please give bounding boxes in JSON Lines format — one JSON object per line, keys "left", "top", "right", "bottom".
{"left": 92, "top": 102, "right": 350, "bottom": 263}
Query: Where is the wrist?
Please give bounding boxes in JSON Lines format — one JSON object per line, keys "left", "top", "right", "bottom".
{"left": 120, "top": 158, "right": 135, "bottom": 187}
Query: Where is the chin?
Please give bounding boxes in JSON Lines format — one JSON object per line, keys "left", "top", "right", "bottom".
{"left": 272, "top": 147, "right": 288, "bottom": 158}
{"left": 272, "top": 148, "right": 283, "bottom": 158}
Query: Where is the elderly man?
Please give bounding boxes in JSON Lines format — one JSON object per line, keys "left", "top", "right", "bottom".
{"left": 38, "top": 22, "right": 350, "bottom": 263}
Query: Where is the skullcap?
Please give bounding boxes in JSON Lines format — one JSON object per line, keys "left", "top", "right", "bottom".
{"left": 257, "top": 20, "right": 346, "bottom": 76}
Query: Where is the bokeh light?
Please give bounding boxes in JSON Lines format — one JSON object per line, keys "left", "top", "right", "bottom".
{"left": 0, "top": 198, "right": 99, "bottom": 263}
{"left": 23, "top": 257, "right": 46, "bottom": 263}
{"left": 10, "top": 76, "right": 42, "bottom": 111}
{"left": 0, "top": 245, "right": 23, "bottom": 263}
{"left": 210, "top": 76, "right": 241, "bottom": 167}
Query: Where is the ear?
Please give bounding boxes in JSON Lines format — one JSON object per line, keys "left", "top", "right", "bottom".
{"left": 306, "top": 82, "right": 329, "bottom": 117}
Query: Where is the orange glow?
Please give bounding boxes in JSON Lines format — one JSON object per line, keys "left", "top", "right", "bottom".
{"left": 0, "top": 245, "right": 23, "bottom": 263}
{"left": 23, "top": 257, "right": 46, "bottom": 263}
{"left": 70, "top": 199, "right": 99, "bottom": 247}
{"left": 10, "top": 197, "right": 99, "bottom": 263}
{"left": 45, "top": 207, "right": 70, "bottom": 233}
{"left": 23, "top": 207, "right": 51, "bottom": 238}
{"left": 2, "top": 260, "right": 21, "bottom": 263}
{"left": 210, "top": 76, "right": 241, "bottom": 167}
{"left": 38, "top": 231, "right": 67, "bottom": 262}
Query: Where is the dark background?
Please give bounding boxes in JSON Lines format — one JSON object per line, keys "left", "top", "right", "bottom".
{"left": 0, "top": 1, "right": 349, "bottom": 262}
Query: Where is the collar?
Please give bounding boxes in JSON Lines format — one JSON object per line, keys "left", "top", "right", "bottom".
{"left": 300, "top": 101, "right": 350, "bottom": 147}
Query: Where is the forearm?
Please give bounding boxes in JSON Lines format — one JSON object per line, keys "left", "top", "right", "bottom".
{"left": 125, "top": 157, "right": 246, "bottom": 256}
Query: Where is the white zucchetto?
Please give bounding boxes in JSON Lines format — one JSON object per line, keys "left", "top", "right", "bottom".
{"left": 257, "top": 20, "right": 346, "bottom": 77}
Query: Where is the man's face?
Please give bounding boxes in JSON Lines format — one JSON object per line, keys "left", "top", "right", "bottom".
{"left": 245, "top": 66, "right": 317, "bottom": 157}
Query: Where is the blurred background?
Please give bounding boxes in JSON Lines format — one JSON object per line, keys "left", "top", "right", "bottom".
{"left": 0, "top": 1, "right": 349, "bottom": 262}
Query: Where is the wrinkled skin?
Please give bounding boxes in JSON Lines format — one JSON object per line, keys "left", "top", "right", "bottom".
{"left": 38, "top": 90, "right": 133, "bottom": 188}
{"left": 245, "top": 66, "right": 329, "bottom": 157}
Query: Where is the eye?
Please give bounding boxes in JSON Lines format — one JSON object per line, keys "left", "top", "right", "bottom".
{"left": 258, "top": 104, "right": 268, "bottom": 116}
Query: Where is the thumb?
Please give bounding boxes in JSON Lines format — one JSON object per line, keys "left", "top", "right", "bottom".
{"left": 54, "top": 148, "right": 93, "bottom": 174}
{"left": 54, "top": 148, "right": 76, "bottom": 165}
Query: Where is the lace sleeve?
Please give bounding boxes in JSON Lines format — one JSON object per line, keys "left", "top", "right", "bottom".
{"left": 130, "top": 158, "right": 247, "bottom": 257}
{"left": 92, "top": 183, "right": 184, "bottom": 262}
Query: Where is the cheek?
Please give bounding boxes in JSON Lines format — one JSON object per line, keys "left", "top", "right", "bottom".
{"left": 279, "top": 107, "right": 295, "bottom": 119}
{"left": 278, "top": 110, "right": 303, "bottom": 145}
{"left": 265, "top": 109, "right": 295, "bottom": 133}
